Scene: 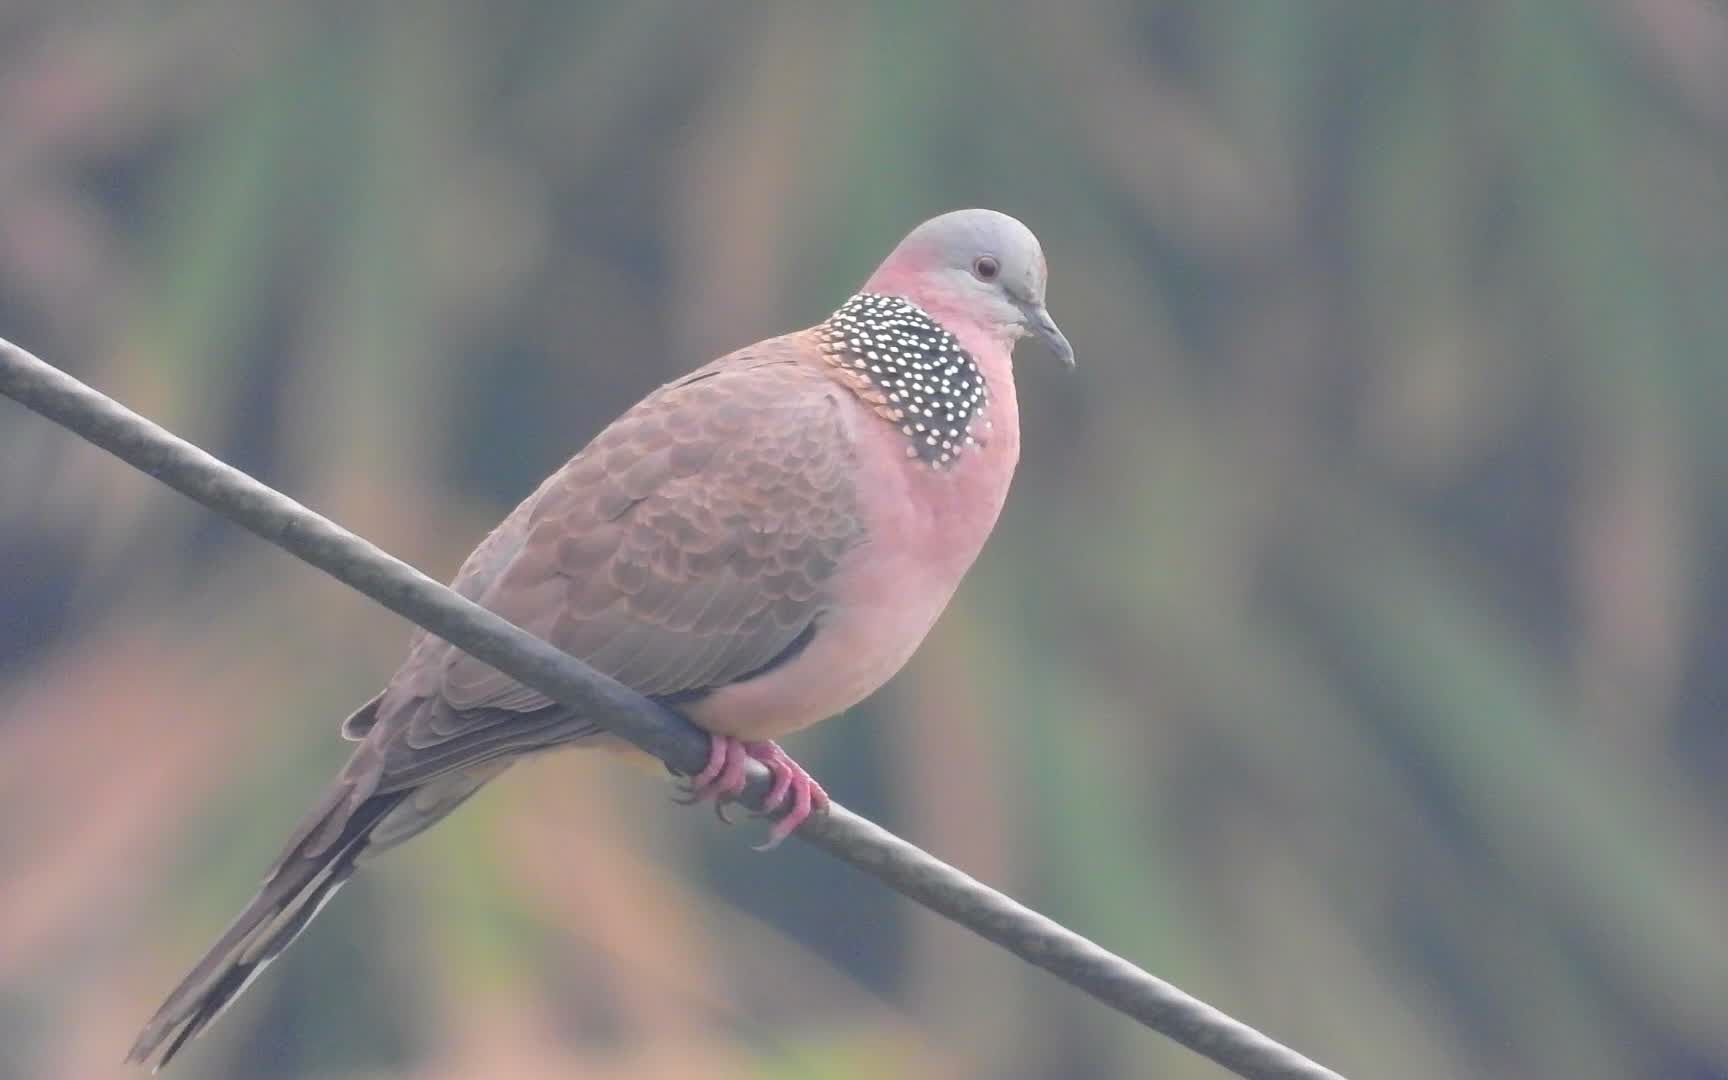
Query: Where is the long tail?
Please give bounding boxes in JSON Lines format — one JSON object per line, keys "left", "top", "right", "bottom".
{"left": 126, "top": 761, "right": 506, "bottom": 1071}
{"left": 124, "top": 781, "right": 406, "bottom": 1070}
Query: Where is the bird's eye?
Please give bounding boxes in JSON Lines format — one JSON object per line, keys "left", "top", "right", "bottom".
{"left": 972, "top": 255, "right": 1000, "bottom": 281}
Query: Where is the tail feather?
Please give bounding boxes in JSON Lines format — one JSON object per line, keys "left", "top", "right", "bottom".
{"left": 126, "top": 787, "right": 407, "bottom": 1070}
{"left": 127, "top": 758, "right": 516, "bottom": 1070}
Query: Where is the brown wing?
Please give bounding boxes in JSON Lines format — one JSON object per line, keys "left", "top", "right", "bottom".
{"left": 131, "top": 344, "right": 868, "bottom": 1070}
{"left": 360, "top": 345, "right": 864, "bottom": 789}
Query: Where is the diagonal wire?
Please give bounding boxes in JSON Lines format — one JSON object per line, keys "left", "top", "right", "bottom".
{"left": 0, "top": 335, "right": 1348, "bottom": 1080}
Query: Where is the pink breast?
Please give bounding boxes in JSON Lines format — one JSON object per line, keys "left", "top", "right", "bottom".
{"left": 686, "top": 366, "right": 1020, "bottom": 742}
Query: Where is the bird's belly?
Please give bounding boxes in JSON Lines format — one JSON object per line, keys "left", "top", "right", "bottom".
{"left": 678, "top": 547, "right": 953, "bottom": 740}
{"left": 681, "top": 446, "right": 1012, "bottom": 742}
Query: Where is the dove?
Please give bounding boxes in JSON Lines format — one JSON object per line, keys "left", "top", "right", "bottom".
{"left": 128, "top": 208, "right": 1071, "bottom": 1068}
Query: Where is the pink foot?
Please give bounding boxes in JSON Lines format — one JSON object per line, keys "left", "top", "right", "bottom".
{"left": 675, "top": 734, "right": 749, "bottom": 806}
{"left": 673, "top": 735, "right": 829, "bottom": 850}
{"left": 743, "top": 740, "right": 830, "bottom": 850}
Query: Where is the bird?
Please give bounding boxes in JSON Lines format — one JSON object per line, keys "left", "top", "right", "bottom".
{"left": 126, "top": 208, "right": 1072, "bottom": 1069}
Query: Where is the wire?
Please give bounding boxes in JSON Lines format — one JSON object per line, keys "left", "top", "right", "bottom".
{"left": 0, "top": 336, "right": 1348, "bottom": 1080}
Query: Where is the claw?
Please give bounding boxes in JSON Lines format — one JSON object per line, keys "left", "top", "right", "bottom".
{"left": 687, "top": 738, "right": 749, "bottom": 804}
{"left": 744, "top": 741, "right": 829, "bottom": 850}
{"left": 760, "top": 756, "right": 794, "bottom": 813}
{"left": 672, "top": 736, "right": 827, "bottom": 849}
{"left": 673, "top": 735, "right": 731, "bottom": 803}
{"left": 689, "top": 735, "right": 731, "bottom": 787}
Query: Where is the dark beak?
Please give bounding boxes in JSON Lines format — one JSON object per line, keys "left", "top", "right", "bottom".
{"left": 1024, "top": 304, "right": 1075, "bottom": 369}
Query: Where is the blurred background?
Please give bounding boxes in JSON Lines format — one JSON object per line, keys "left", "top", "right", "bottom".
{"left": 2, "top": 2, "right": 1726, "bottom": 1078}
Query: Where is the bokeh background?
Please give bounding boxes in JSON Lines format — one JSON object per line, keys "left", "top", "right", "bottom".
{"left": 3, "top": 3, "right": 1727, "bottom": 1078}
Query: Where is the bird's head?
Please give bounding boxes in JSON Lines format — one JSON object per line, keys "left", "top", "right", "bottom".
{"left": 863, "top": 209, "right": 1074, "bottom": 369}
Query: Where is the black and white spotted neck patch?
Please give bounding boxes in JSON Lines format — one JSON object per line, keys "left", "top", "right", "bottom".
{"left": 816, "top": 293, "right": 989, "bottom": 468}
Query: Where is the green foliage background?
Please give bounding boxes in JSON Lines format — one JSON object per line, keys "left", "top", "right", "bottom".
{"left": 2, "top": 3, "right": 1726, "bottom": 1078}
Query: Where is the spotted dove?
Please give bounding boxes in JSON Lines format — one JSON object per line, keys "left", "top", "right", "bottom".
{"left": 127, "top": 208, "right": 1072, "bottom": 1068}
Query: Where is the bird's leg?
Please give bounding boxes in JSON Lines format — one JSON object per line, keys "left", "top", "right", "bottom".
{"left": 674, "top": 733, "right": 750, "bottom": 807}
{"left": 743, "top": 740, "right": 829, "bottom": 850}
{"left": 672, "top": 735, "right": 828, "bottom": 848}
